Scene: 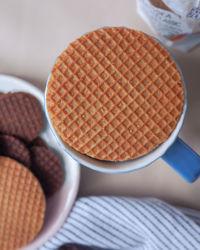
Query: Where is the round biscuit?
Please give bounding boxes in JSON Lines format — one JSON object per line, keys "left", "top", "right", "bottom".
{"left": 30, "top": 146, "right": 63, "bottom": 197}
{"left": 0, "top": 92, "right": 43, "bottom": 142}
{"left": 0, "top": 135, "right": 31, "bottom": 167}
{"left": 0, "top": 156, "right": 46, "bottom": 250}
{"left": 46, "top": 27, "right": 184, "bottom": 161}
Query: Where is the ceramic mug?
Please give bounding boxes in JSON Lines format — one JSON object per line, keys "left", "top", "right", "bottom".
{"left": 45, "top": 40, "right": 200, "bottom": 183}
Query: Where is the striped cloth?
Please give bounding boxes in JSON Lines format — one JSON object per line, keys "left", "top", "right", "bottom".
{"left": 40, "top": 197, "right": 200, "bottom": 250}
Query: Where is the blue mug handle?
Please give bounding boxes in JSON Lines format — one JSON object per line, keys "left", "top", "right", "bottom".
{"left": 162, "top": 137, "right": 200, "bottom": 182}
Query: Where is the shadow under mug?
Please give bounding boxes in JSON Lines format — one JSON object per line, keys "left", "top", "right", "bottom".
{"left": 45, "top": 42, "right": 200, "bottom": 183}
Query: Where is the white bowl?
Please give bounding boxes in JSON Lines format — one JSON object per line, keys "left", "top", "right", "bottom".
{"left": 0, "top": 74, "right": 80, "bottom": 250}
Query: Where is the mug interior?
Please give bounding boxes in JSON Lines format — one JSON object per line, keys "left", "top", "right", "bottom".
{"left": 45, "top": 37, "right": 187, "bottom": 174}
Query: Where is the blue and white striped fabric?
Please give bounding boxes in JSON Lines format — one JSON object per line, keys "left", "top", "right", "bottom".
{"left": 40, "top": 197, "right": 200, "bottom": 250}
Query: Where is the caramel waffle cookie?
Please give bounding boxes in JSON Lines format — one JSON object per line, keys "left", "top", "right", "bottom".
{"left": 46, "top": 27, "right": 184, "bottom": 161}
{"left": 0, "top": 156, "right": 45, "bottom": 250}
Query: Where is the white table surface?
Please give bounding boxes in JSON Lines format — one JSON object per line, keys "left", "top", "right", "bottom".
{"left": 1, "top": 0, "right": 200, "bottom": 210}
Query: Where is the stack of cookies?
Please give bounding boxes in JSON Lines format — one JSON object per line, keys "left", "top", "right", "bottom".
{"left": 0, "top": 92, "right": 63, "bottom": 249}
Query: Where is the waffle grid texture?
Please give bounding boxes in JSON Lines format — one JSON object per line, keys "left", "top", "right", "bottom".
{"left": 0, "top": 156, "right": 45, "bottom": 250}
{"left": 0, "top": 135, "right": 31, "bottom": 167}
{"left": 0, "top": 92, "right": 43, "bottom": 142}
{"left": 30, "top": 146, "right": 63, "bottom": 197}
{"left": 46, "top": 27, "right": 184, "bottom": 161}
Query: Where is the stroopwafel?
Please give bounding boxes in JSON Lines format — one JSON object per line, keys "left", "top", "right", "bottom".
{"left": 46, "top": 27, "right": 184, "bottom": 161}
{"left": 0, "top": 156, "right": 45, "bottom": 250}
